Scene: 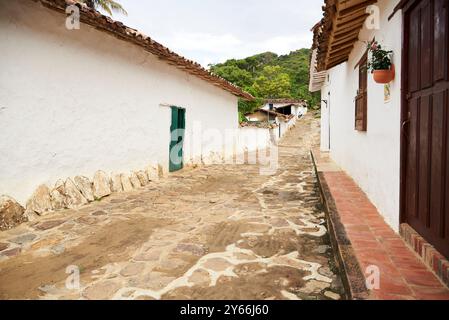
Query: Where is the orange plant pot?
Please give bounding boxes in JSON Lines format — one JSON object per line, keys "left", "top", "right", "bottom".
{"left": 373, "top": 64, "right": 395, "bottom": 84}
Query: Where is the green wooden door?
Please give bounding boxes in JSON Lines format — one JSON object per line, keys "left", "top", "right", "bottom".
{"left": 169, "top": 106, "right": 185, "bottom": 172}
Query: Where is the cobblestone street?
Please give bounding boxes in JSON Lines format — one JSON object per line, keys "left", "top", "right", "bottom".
{"left": 0, "top": 113, "right": 345, "bottom": 300}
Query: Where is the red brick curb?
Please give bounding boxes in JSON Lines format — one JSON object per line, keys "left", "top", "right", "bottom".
{"left": 311, "top": 151, "right": 369, "bottom": 300}
{"left": 311, "top": 150, "right": 449, "bottom": 300}
{"left": 400, "top": 224, "right": 449, "bottom": 288}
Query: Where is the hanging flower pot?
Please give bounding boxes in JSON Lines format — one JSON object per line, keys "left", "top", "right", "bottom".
{"left": 367, "top": 40, "right": 395, "bottom": 84}
{"left": 373, "top": 64, "right": 395, "bottom": 84}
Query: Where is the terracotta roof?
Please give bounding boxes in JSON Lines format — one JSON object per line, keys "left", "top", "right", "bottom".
{"left": 31, "top": 0, "right": 254, "bottom": 100}
{"left": 245, "top": 108, "right": 288, "bottom": 120}
{"left": 265, "top": 99, "right": 307, "bottom": 105}
{"left": 239, "top": 121, "right": 276, "bottom": 129}
{"left": 312, "top": 0, "right": 377, "bottom": 72}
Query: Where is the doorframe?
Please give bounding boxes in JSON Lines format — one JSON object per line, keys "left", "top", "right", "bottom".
{"left": 399, "top": 1, "right": 411, "bottom": 225}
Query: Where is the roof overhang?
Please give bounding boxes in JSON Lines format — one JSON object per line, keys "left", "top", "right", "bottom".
{"left": 309, "top": 47, "right": 327, "bottom": 92}
{"left": 313, "top": 0, "right": 378, "bottom": 73}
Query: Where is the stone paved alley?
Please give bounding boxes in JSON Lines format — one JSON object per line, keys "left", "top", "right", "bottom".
{"left": 0, "top": 113, "right": 345, "bottom": 300}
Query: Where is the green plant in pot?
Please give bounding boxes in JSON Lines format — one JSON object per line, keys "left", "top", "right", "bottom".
{"left": 367, "top": 40, "right": 395, "bottom": 84}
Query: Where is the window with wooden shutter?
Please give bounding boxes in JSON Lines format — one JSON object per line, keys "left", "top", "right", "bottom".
{"left": 355, "top": 52, "right": 368, "bottom": 131}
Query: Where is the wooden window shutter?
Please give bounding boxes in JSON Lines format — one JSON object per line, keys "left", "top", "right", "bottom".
{"left": 355, "top": 52, "right": 368, "bottom": 131}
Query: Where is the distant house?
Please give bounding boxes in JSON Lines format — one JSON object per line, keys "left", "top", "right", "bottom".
{"left": 261, "top": 99, "right": 308, "bottom": 117}
{"left": 0, "top": 0, "right": 252, "bottom": 215}
{"left": 245, "top": 100, "right": 304, "bottom": 139}
{"left": 245, "top": 109, "right": 286, "bottom": 123}
{"left": 309, "top": 0, "right": 449, "bottom": 262}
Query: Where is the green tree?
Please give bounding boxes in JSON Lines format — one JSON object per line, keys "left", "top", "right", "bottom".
{"left": 210, "top": 65, "right": 253, "bottom": 89}
{"left": 79, "top": 0, "right": 127, "bottom": 16}
{"left": 208, "top": 48, "right": 321, "bottom": 114}
{"left": 238, "top": 87, "right": 263, "bottom": 117}
{"left": 252, "top": 66, "right": 291, "bottom": 99}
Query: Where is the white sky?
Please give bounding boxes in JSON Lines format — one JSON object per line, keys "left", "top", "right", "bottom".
{"left": 112, "top": 0, "right": 323, "bottom": 67}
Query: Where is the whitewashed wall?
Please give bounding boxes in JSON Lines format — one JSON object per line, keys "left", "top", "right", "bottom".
{"left": 0, "top": 0, "right": 239, "bottom": 204}
{"left": 320, "top": 0, "right": 402, "bottom": 230}
{"left": 237, "top": 127, "right": 277, "bottom": 153}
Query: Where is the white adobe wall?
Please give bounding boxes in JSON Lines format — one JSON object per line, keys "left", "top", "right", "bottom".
{"left": 320, "top": 0, "right": 402, "bottom": 230}
{"left": 0, "top": 0, "right": 238, "bottom": 204}
{"left": 320, "top": 85, "right": 331, "bottom": 151}
{"left": 237, "top": 127, "right": 276, "bottom": 153}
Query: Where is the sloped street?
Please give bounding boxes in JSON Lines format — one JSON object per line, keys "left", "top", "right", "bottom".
{"left": 0, "top": 113, "right": 344, "bottom": 300}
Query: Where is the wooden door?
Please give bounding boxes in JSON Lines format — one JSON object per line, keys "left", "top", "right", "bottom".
{"left": 169, "top": 106, "right": 185, "bottom": 172}
{"left": 402, "top": 0, "right": 449, "bottom": 258}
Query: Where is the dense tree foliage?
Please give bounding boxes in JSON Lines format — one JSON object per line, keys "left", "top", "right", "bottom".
{"left": 209, "top": 49, "right": 320, "bottom": 117}
{"left": 252, "top": 66, "right": 292, "bottom": 99}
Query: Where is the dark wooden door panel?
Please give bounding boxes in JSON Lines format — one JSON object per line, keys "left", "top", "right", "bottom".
{"left": 420, "top": 0, "right": 432, "bottom": 89}
{"left": 433, "top": 0, "right": 447, "bottom": 82}
{"left": 417, "top": 95, "right": 431, "bottom": 228}
{"left": 406, "top": 97, "right": 419, "bottom": 220}
{"left": 409, "top": 7, "right": 421, "bottom": 93}
{"left": 403, "top": 0, "right": 449, "bottom": 259}
{"left": 430, "top": 90, "right": 445, "bottom": 236}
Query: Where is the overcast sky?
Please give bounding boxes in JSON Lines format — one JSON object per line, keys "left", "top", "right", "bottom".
{"left": 113, "top": 0, "right": 323, "bottom": 67}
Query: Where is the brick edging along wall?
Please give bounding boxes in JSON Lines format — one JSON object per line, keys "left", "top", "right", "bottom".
{"left": 310, "top": 151, "right": 369, "bottom": 300}
{"left": 400, "top": 224, "right": 449, "bottom": 288}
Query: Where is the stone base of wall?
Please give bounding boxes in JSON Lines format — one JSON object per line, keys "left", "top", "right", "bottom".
{"left": 400, "top": 223, "right": 449, "bottom": 288}
{"left": 0, "top": 163, "right": 167, "bottom": 231}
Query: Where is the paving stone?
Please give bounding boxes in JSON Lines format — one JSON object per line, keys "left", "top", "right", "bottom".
{"left": 10, "top": 233, "right": 37, "bottom": 245}
{"left": 318, "top": 266, "right": 334, "bottom": 278}
{"left": 140, "top": 272, "right": 175, "bottom": 291}
{"left": 158, "top": 257, "right": 188, "bottom": 271}
{"left": 91, "top": 210, "right": 108, "bottom": 216}
{"left": 298, "top": 280, "right": 330, "bottom": 294}
{"left": 324, "top": 291, "right": 341, "bottom": 300}
{"left": 30, "top": 237, "right": 63, "bottom": 250}
{"left": 174, "top": 243, "right": 207, "bottom": 256}
{"left": 202, "top": 258, "right": 233, "bottom": 271}
{"left": 75, "top": 216, "right": 98, "bottom": 225}
{"left": 270, "top": 218, "right": 289, "bottom": 228}
{"left": 83, "top": 281, "right": 121, "bottom": 300}
{"left": 34, "top": 220, "right": 65, "bottom": 231}
{"left": 316, "top": 245, "right": 330, "bottom": 254}
{"left": 120, "top": 263, "right": 145, "bottom": 277}
{"left": 0, "top": 243, "right": 10, "bottom": 252}
{"left": 1, "top": 247, "right": 21, "bottom": 257}
{"left": 134, "top": 249, "right": 162, "bottom": 262}
{"left": 51, "top": 244, "right": 65, "bottom": 255}
{"left": 189, "top": 269, "right": 211, "bottom": 286}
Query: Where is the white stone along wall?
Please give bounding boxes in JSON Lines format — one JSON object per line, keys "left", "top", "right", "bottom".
{"left": 0, "top": 0, "right": 239, "bottom": 205}
{"left": 319, "top": 0, "right": 402, "bottom": 230}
